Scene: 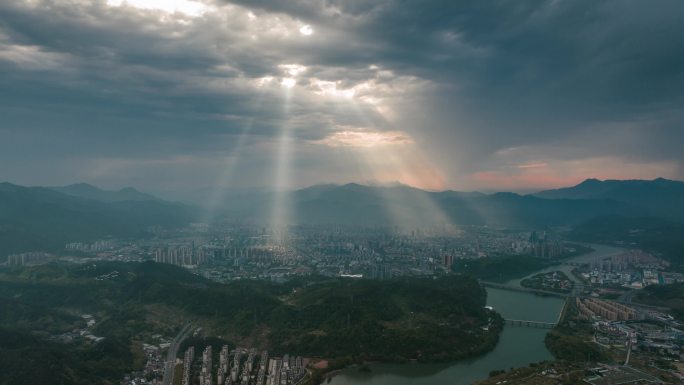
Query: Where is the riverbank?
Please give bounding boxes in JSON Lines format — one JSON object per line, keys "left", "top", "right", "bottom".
{"left": 520, "top": 271, "right": 573, "bottom": 294}
{"left": 305, "top": 316, "right": 505, "bottom": 385}
{"left": 505, "top": 243, "right": 625, "bottom": 287}
{"left": 327, "top": 244, "right": 627, "bottom": 385}
{"left": 326, "top": 288, "right": 565, "bottom": 385}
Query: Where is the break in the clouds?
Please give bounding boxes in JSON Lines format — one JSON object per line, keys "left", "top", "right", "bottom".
{"left": 0, "top": 0, "right": 683, "bottom": 195}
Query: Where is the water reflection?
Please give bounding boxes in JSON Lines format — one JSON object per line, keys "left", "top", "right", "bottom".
{"left": 329, "top": 288, "right": 564, "bottom": 385}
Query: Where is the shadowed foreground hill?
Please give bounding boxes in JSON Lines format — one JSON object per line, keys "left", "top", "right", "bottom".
{"left": 268, "top": 274, "right": 500, "bottom": 360}
{"left": 0, "top": 262, "right": 500, "bottom": 385}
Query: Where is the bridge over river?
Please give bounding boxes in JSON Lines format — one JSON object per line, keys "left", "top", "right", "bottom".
{"left": 504, "top": 319, "right": 557, "bottom": 328}
{"left": 480, "top": 280, "right": 573, "bottom": 298}
{"left": 482, "top": 280, "right": 670, "bottom": 312}
{"left": 327, "top": 244, "right": 630, "bottom": 385}
{"left": 485, "top": 278, "right": 578, "bottom": 329}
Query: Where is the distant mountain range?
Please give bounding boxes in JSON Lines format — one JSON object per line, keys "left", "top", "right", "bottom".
{"left": 2, "top": 178, "right": 683, "bottom": 256}
{"left": 0, "top": 182, "right": 196, "bottom": 256}
{"left": 534, "top": 178, "right": 684, "bottom": 218}
{"left": 213, "top": 182, "right": 644, "bottom": 228}
{"left": 49, "top": 183, "right": 159, "bottom": 203}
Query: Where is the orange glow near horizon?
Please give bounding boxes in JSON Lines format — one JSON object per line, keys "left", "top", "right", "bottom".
{"left": 467, "top": 157, "right": 681, "bottom": 191}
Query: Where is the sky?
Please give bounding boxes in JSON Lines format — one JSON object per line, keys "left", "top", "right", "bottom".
{"left": 1, "top": 0, "right": 683, "bottom": 196}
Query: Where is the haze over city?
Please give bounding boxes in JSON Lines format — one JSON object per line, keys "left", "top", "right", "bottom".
{"left": 2, "top": 0, "right": 683, "bottom": 196}
{"left": 3, "top": 2, "right": 684, "bottom": 385}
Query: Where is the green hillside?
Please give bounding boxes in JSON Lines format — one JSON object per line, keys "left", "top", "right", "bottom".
{"left": 0, "top": 262, "right": 501, "bottom": 385}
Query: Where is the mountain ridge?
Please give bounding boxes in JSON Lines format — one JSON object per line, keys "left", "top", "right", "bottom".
{"left": 48, "top": 183, "right": 160, "bottom": 203}
{"left": 533, "top": 177, "right": 684, "bottom": 218}
{"left": 2, "top": 178, "right": 683, "bottom": 258}
{"left": 211, "top": 181, "right": 646, "bottom": 228}
{"left": 0, "top": 182, "right": 197, "bottom": 257}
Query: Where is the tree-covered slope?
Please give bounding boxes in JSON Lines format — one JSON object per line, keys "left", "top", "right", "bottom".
{"left": 0, "top": 262, "right": 501, "bottom": 384}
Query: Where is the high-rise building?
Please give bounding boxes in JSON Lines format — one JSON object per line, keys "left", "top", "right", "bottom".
{"left": 182, "top": 347, "right": 194, "bottom": 385}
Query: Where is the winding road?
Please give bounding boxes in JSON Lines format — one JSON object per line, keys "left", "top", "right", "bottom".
{"left": 162, "top": 323, "right": 193, "bottom": 385}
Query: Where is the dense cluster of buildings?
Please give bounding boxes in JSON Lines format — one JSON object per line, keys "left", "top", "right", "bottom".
{"left": 182, "top": 346, "right": 306, "bottom": 385}
{"left": 133, "top": 225, "right": 528, "bottom": 281}
{"left": 573, "top": 296, "right": 684, "bottom": 363}
{"left": 154, "top": 244, "right": 212, "bottom": 266}
{"left": 578, "top": 250, "right": 684, "bottom": 288}
{"left": 576, "top": 298, "right": 638, "bottom": 321}
{"left": 2, "top": 223, "right": 579, "bottom": 285}
{"left": 6, "top": 251, "right": 54, "bottom": 266}
{"left": 591, "top": 316, "right": 684, "bottom": 368}
{"left": 66, "top": 240, "right": 114, "bottom": 252}
{"left": 527, "top": 231, "right": 565, "bottom": 258}
{"left": 591, "top": 250, "right": 668, "bottom": 271}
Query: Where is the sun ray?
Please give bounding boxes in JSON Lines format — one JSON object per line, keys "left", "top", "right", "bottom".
{"left": 269, "top": 79, "right": 296, "bottom": 244}
{"left": 200, "top": 92, "right": 267, "bottom": 224}
{"left": 340, "top": 99, "right": 456, "bottom": 233}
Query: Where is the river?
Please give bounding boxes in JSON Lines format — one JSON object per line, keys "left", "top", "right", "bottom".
{"left": 328, "top": 244, "right": 626, "bottom": 385}
{"left": 505, "top": 243, "right": 625, "bottom": 287}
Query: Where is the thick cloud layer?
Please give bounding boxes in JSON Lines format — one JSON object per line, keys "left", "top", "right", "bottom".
{"left": 1, "top": 0, "right": 682, "bottom": 195}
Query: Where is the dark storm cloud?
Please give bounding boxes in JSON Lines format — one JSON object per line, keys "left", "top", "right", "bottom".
{"left": 1, "top": 0, "right": 683, "bottom": 192}
{"left": 229, "top": 0, "right": 684, "bottom": 107}
{"left": 227, "top": 1, "right": 684, "bottom": 122}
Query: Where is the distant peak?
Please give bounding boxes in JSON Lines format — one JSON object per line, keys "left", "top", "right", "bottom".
{"left": 492, "top": 191, "right": 520, "bottom": 198}
{"left": 367, "top": 180, "right": 407, "bottom": 188}
{"left": 579, "top": 178, "right": 601, "bottom": 185}
{"left": 0, "top": 181, "right": 22, "bottom": 190}
{"left": 340, "top": 183, "right": 372, "bottom": 192}
{"left": 67, "top": 182, "right": 99, "bottom": 189}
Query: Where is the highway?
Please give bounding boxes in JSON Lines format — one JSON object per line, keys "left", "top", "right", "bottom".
{"left": 162, "top": 323, "right": 192, "bottom": 385}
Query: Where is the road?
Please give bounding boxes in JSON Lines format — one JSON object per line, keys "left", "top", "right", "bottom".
{"left": 162, "top": 323, "right": 192, "bottom": 385}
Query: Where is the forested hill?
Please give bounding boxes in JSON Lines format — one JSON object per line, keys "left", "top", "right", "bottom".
{"left": 0, "top": 262, "right": 501, "bottom": 385}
